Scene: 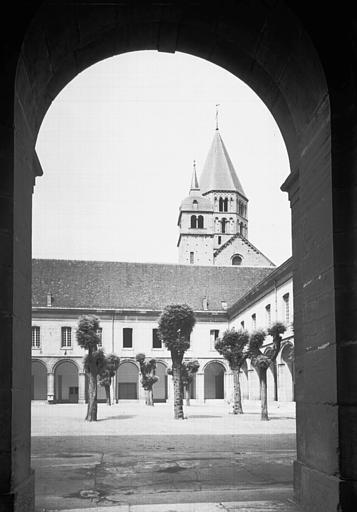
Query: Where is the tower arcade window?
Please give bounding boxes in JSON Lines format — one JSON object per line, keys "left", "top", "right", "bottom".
{"left": 221, "top": 218, "right": 227, "bottom": 233}
{"left": 197, "top": 215, "right": 204, "bottom": 228}
{"left": 190, "top": 215, "right": 197, "bottom": 228}
{"left": 61, "top": 327, "right": 72, "bottom": 348}
{"left": 232, "top": 254, "right": 242, "bottom": 266}
{"left": 190, "top": 252, "right": 194, "bottom": 264}
{"left": 218, "top": 235, "right": 221, "bottom": 245}
{"left": 219, "top": 197, "right": 224, "bottom": 212}
{"left": 32, "top": 326, "right": 40, "bottom": 348}
{"left": 223, "top": 198, "right": 228, "bottom": 211}
{"left": 123, "top": 327, "right": 133, "bottom": 348}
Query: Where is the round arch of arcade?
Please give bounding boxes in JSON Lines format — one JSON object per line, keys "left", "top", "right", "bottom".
{"left": 203, "top": 359, "right": 227, "bottom": 401}
{"left": 4, "top": 2, "right": 354, "bottom": 511}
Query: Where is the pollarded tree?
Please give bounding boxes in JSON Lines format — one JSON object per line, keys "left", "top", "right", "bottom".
{"left": 158, "top": 304, "right": 196, "bottom": 419}
{"left": 77, "top": 315, "right": 105, "bottom": 421}
{"left": 181, "top": 360, "right": 200, "bottom": 406}
{"left": 167, "top": 360, "right": 200, "bottom": 406}
{"left": 215, "top": 328, "right": 249, "bottom": 414}
{"left": 248, "top": 322, "right": 286, "bottom": 421}
{"left": 99, "top": 354, "right": 120, "bottom": 405}
{"left": 136, "top": 353, "right": 158, "bottom": 406}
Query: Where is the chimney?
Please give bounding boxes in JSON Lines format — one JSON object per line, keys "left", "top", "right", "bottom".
{"left": 202, "top": 297, "right": 208, "bottom": 310}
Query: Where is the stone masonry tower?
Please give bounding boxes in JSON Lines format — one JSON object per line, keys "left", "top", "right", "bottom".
{"left": 199, "top": 127, "right": 249, "bottom": 253}
{"left": 178, "top": 127, "right": 274, "bottom": 267}
{"left": 177, "top": 162, "right": 214, "bottom": 265}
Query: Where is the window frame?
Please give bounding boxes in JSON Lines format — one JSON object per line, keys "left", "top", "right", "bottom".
{"left": 32, "top": 326, "right": 41, "bottom": 349}
{"left": 123, "top": 327, "right": 133, "bottom": 348}
{"left": 61, "top": 326, "right": 72, "bottom": 348}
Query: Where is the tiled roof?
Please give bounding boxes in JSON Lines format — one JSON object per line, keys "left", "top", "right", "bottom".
{"left": 32, "top": 259, "right": 274, "bottom": 312}
{"left": 199, "top": 130, "right": 247, "bottom": 197}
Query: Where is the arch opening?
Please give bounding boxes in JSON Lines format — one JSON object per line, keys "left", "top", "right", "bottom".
{"left": 204, "top": 361, "right": 225, "bottom": 400}
{"left": 31, "top": 361, "right": 47, "bottom": 400}
{"left": 117, "top": 361, "right": 139, "bottom": 400}
{"left": 54, "top": 360, "right": 79, "bottom": 403}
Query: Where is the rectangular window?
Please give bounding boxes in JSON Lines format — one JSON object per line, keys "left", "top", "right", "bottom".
{"left": 240, "top": 320, "right": 245, "bottom": 329}
{"left": 283, "top": 293, "right": 290, "bottom": 324}
{"left": 265, "top": 304, "right": 271, "bottom": 327}
{"left": 123, "top": 327, "right": 133, "bottom": 348}
{"left": 97, "top": 327, "right": 102, "bottom": 347}
{"left": 251, "top": 313, "right": 256, "bottom": 331}
{"left": 190, "top": 251, "right": 194, "bottom": 264}
{"left": 32, "top": 326, "right": 40, "bottom": 348}
{"left": 61, "top": 327, "right": 72, "bottom": 348}
{"left": 152, "top": 328, "right": 162, "bottom": 349}
{"left": 210, "top": 329, "right": 219, "bottom": 350}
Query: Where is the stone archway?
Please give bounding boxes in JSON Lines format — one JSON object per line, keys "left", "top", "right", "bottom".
{"left": 53, "top": 360, "right": 79, "bottom": 403}
{"left": 2, "top": 2, "right": 356, "bottom": 511}
{"left": 204, "top": 361, "right": 226, "bottom": 400}
{"left": 31, "top": 360, "right": 47, "bottom": 400}
{"left": 153, "top": 361, "right": 168, "bottom": 403}
{"left": 278, "top": 343, "right": 295, "bottom": 402}
{"left": 117, "top": 361, "right": 139, "bottom": 400}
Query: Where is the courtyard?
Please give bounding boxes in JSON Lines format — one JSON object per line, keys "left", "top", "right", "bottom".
{"left": 32, "top": 400, "right": 297, "bottom": 511}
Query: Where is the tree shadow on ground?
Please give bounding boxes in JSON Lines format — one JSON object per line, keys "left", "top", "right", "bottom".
{"left": 97, "top": 415, "right": 134, "bottom": 421}
{"left": 186, "top": 415, "right": 222, "bottom": 419}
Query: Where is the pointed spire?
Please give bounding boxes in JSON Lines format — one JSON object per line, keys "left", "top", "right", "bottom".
{"left": 199, "top": 130, "right": 247, "bottom": 197}
{"left": 215, "top": 104, "right": 220, "bottom": 131}
{"left": 190, "top": 160, "right": 200, "bottom": 191}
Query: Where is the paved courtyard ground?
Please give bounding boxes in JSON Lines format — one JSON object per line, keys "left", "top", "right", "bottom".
{"left": 31, "top": 401, "right": 298, "bottom": 511}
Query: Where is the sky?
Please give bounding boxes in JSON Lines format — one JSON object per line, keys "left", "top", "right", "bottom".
{"left": 33, "top": 50, "right": 292, "bottom": 267}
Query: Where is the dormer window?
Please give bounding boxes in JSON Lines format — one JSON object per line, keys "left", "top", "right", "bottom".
{"left": 192, "top": 200, "right": 198, "bottom": 210}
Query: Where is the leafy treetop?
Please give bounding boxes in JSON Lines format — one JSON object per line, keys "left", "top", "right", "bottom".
{"left": 215, "top": 328, "right": 250, "bottom": 370}
{"left": 84, "top": 349, "right": 106, "bottom": 374}
{"left": 158, "top": 304, "right": 196, "bottom": 356}
{"left": 76, "top": 315, "right": 101, "bottom": 350}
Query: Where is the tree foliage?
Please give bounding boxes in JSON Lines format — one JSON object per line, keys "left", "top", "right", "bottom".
{"left": 215, "top": 328, "right": 249, "bottom": 414}
{"left": 98, "top": 353, "right": 120, "bottom": 384}
{"left": 158, "top": 304, "right": 196, "bottom": 419}
{"left": 215, "top": 328, "right": 249, "bottom": 370}
{"left": 76, "top": 314, "right": 102, "bottom": 421}
{"left": 158, "top": 304, "right": 196, "bottom": 357}
{"left": 248, "top": 322, "right": 287, "bottom": 421}
{"left": 76, "top": 315, "right": 101, "bottom": 350}
{"left": 136, "top": 353, "right": 158, "bottom": 405}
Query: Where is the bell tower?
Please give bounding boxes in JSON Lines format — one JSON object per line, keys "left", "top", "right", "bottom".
{"left": 177, "top": 162, "right": 214, "bottom": 265}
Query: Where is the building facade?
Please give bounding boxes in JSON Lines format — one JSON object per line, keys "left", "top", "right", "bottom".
{"left": 31, "top": 260, "right": 294, "bottom": 405}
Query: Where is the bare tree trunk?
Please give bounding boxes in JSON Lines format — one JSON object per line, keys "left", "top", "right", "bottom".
{"left": 172, "top": 363, "right": 184, "bottom": 419}
{"left": 105, "top": 384, "right": 111, "bottom": 405}
{"left": 232, "top": 369, "right": 243, "bottom": 414}
{"left": 149, "top": 388, "right": 154, "bottom": 406}
{"left": 185, "top": 385, "right": 190, "bottom": 406}
{"left": 86, "top": 366, "right": 98, "bottom": 421}
{"left": 260, "top": 368, "right": 269, "bottom": 421}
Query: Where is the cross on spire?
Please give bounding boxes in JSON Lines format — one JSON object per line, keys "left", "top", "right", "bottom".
{"left": 215, "top": 104, "right": 220, "bottom": 130}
